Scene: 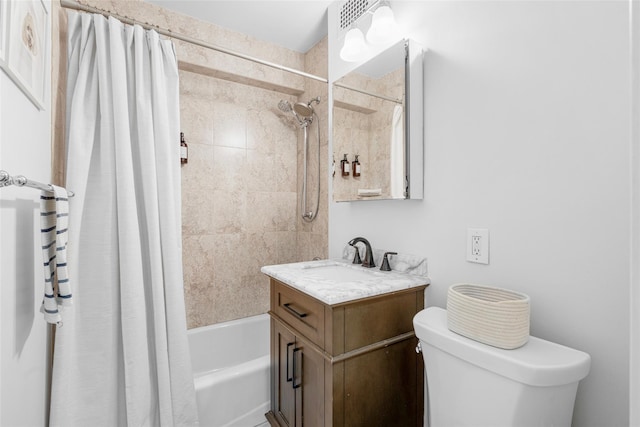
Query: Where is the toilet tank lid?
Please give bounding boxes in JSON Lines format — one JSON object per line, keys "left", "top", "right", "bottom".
{"left": 413, "top": 307, "right": 591, "bottom": 387}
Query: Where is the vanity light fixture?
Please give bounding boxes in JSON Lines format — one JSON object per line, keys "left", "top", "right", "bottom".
{"left": 340, "top": 27, "right": 368, "bottom": 62}
{"left": 339, "top": 1, "right": 400, "bottom": 62}
{"left": 366, "top": 5, "right": 400, "bottom": 45}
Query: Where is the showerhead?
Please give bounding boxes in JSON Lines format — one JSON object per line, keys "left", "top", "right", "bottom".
{"left": 293, "top": 102, "right": 314, "bottom": 118}
{"left": 278, "top": 99, "right": 292, "bottom": 113}
{"left": 277, "top": 97, "right": 320, "bottom": 127}
{"left": 293, "top": 97, "right": 321, "bottom": 118}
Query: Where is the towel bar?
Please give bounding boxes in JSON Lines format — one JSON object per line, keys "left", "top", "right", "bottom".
{"left": 0, "top": 170, "right": 75, "bottom": 197}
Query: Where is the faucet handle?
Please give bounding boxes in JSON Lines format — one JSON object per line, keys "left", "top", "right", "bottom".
{"left": 380, "top": 252, "right": 397, "bottom": 271}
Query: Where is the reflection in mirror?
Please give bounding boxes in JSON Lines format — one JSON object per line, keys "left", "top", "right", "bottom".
{"left": 332, "top": 39, "right": 422, "bottom": 202}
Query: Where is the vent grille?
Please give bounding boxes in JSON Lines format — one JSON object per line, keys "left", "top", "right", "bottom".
{"left": 339, "top": 0, "right": 369, "bottom": 29}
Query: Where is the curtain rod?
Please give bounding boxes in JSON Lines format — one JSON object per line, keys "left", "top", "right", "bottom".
{"left": 333, "top": 82, "right": 403, "bottom": 104}
{"left": 59, "top": 0, "right": 329, "bottom": 84}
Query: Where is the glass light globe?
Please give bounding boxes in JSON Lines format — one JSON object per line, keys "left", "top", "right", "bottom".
{"left": 340, "top": 28, "right": 367, "bottom": 62}
{"left": 366, "top": 6, "right": 400, "bottom": 45}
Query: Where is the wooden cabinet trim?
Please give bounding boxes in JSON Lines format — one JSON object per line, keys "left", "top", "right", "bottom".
{"left": 272, "top": 277, "right": 428, "bottom": 308}
{"left": 332, "top": 331, "right": 417, "bottom": 363}
{"left": 271, "top": 311, "right": 419, "bottom": 364}
{"left": 329, "top": 285, "right": 428, "bottom": 308}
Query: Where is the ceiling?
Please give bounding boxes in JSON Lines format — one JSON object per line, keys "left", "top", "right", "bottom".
{"left": 145, "top": 0, "right": 333, "bottom": 53}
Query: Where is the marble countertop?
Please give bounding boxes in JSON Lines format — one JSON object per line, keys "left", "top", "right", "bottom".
{"left": 261, "top": 258, "right": 430, "bottom": 305}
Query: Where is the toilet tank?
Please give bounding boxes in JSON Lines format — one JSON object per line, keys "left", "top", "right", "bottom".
{"left": 413, "top": 307, "right": 590, "bottom": 427}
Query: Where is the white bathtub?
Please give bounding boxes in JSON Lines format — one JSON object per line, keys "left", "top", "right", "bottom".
{"left": 188, "top": 313, "right": 270, "bottom": 427}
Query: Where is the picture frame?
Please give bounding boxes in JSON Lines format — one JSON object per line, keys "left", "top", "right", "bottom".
{"left": 0, "top": 0, "right": 48, "bottom": 110}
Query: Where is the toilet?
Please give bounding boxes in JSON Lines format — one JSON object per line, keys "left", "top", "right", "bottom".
{"left": 413, "top": 307, "right": 591, "bottom": 427}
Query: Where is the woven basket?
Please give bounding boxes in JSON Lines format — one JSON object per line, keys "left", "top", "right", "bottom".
{"left": 446, "top": 283, "right": 530, "bottom": 350}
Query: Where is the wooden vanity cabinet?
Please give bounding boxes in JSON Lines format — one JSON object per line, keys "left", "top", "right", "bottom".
{"left": 266, "top": 278, "right": 427, "bottom": 427}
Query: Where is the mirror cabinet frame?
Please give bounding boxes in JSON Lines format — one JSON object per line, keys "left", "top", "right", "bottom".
{"left": 331, "top": 39, "right": 424, "bottom": 201}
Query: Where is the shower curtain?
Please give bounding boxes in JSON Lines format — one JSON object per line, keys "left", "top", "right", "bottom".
{"left": 50, "top": 11, "right": 198, "bottom": 426}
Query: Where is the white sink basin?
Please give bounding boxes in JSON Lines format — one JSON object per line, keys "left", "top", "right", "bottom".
{"left": 302, "top": 263, "right": 378, "bottom": 281}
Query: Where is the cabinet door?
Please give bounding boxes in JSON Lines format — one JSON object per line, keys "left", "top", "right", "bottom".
{"left": 273, "top": 320, "right": 297, "bottom": 426}
{"left": 294, "top": 338, "right": 325, "bottom": 427}
{"left": 343, "top": 338, "right": 422, "bottom": 426}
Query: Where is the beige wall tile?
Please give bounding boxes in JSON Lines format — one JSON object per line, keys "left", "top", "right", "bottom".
{"left": 246, "top": 192, "right": 278, "bottom": 233}
{"left": 276, "top": 231, "right": 299, "bottom": 264}
{"left": 180, "top": 96, "right": 214, "bottom": 146}
{"left": 212, "top": 102, "right": 247, "bottom": 149}
{"left": 211, "top": 146, "right": 247, "bottom": 191}
{"left": 246, "top": 151, "right": 276, "bottom": 192}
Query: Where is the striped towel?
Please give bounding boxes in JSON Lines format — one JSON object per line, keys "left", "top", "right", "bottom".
{"left": 40, "top": 185, "right": 72, "bottom": 326}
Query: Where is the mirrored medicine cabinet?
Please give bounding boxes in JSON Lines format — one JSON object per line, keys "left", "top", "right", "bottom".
{"left": 332, "top": 38, "right": 423, "bottom": 202}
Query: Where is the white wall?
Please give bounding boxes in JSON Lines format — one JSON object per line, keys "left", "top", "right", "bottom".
{"left": 329, "top": 1, "right": 633, "bottom": 426}
{"left": 0, "top": 1, "right": 52, "bottom": 425}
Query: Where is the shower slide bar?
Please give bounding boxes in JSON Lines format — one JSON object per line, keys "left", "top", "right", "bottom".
{"left": 333, "top": 82, "right": 403, "bottom": 104}
{"left": 59, "top": 0, "right": 328, "bottom": 84}
{"left": 0, "top": 170, "right": 75, "bottom": 197}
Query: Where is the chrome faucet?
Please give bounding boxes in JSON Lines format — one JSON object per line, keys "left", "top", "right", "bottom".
{"left": 348, "top": 237, "right": 375, "bottom": 268}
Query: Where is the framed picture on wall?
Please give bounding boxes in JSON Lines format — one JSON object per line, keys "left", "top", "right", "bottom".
{"left": 0, "top": 0, "right": 48, "bottom": 110}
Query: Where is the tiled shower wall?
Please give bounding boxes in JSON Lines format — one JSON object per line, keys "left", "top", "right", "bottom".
{"left": 179, "top": 29, "right": 330, "bottom": 329}
{"left": 179, "top": 43, "right": 328, "bottom": 329}
{"left": 181, "top": 73, "right": 307, "bottom": 327}
{"left": 52, "top": 0, "right": 328, "bottom": 329}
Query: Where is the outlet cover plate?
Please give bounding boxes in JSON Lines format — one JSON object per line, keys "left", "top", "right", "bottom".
{"left": 467, "top": 228, "right": 489, "bottom": 264}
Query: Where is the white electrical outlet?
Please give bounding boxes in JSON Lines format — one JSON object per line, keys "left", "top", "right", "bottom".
{"left": 467, "top": 228, "right": 489, "bottom": 264}
{"left": 472, "top": 235, "right": 481, "bottom": 256}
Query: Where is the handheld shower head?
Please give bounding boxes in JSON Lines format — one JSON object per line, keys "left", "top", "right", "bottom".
{"left": 278, "top": 99, "right": 292, "bottom": 113}
{"left": 278, "top": 99, "right": 305, "bottom": 125}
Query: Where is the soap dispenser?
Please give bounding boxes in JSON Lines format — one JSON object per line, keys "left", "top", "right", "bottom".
{"left": 341, "top": 154, "right": 350, "bottom": 177}
{"left": 180, "top": 132, "right": 188, "bottom": 164}
{"left": 352, "top": 154, "right": 361, "bottom": 177}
